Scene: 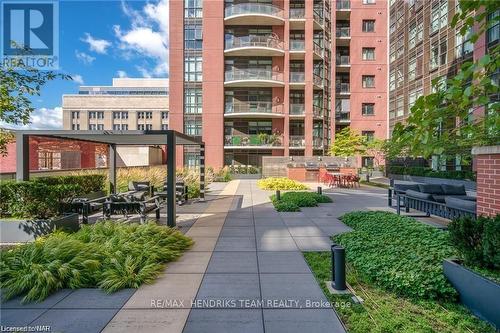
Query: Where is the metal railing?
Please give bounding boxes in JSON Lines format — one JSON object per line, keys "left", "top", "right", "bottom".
{"left": 336, "top": 0, "right": 351, "bottom": 10}
{"left": 224, "top": 134, "right": 283, "bottom": 147}
{"left": 313, "top": 43, "right": 324, "bottom": 57}
{"left": 290, "top": 72, "right": 305, "bottom": 83}
{"left": 225, "top": 3, "right": 283, "bottom": 18}
{"left": 335, "top": 83, "right": 350, "bottom": 93}
{"left": 290, "top": 40, "right": 305, "bottom": 51}
{"left": 225, "top": 35, "right": 284, "bottom": 50}
{"left": 313, "top": 9, "right": 324, "bottom": 24}
{"left": 289, "top": 7, "right": 305, "bottom": 19}
{"left": 313, "top": 137, "right": 324, "bottom": 148}
{"left": 290, "top": 103, "right": 305, "bottom": 115}
{"left": 335, "top": 111, "right": 350, "bottom": 121}
{"left": 225, "top": 102, "right": 283, "bottom": 114}
{"left": 225, "top": 68, "right": 284, "bottom": 82}
{"left": 313, "top": 105, "right": 324, "bottom": 117}
{"left": 289, "top": 135, "right": 305, "bottom": 147}
{"left": 336, "top": 27, "right": 350, "bottom": 37}
{"left": 336, "top": 55, "right": 350, "bottom": 65}
{"left": 313, "top": 74, "right": 323, "bottom": 87}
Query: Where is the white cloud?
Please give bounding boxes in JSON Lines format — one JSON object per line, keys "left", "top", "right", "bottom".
{"left": 115, "top": 0, "right": 168, "bottom": 77}
{"left": 81, "top": 33, "right": 112, "bottom": 54}
{"left": 0, "top": 107, "right": 63, "bottom": 130}
{"left": 117, "top": 70, "right": 127, "bottom": 78}
{"left": 72, "top": 74, "right": 84, "bottom": 85}
{"left": 75, "top": 50, "right": 95, "bottom": 65}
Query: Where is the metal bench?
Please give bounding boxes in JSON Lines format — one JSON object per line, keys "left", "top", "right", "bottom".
{"left": 396, "top": 193, "right": 476, "bottom": 220}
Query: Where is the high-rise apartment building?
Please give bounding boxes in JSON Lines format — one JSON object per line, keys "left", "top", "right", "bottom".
{"left": 388, "top": 0, "right": 498, "bottom": 134}
{"left": 170, "top": 0, "right": 388, "bottom": 169}
{"left": 62, "top": 78, "right": 169, "bottom": 132}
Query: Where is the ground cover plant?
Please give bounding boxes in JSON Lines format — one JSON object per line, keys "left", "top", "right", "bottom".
{"left": 336, "top": 211, "right": 457, "bottom": 300}
{"left": 270, "top": 191, "right": 332, "bottom": 212}
{"left": 304, "top": 252, "right": 496, "bottom": 333}
{"left": 257, "top": 177, "right": 308, "bottom": 190}
{"left": 0, "top": 221, "right": 193, "bottom": 303}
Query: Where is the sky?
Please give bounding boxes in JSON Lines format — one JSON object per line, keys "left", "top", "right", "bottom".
{"left": 3, "top": 0, "right": 169, "bottom": 130}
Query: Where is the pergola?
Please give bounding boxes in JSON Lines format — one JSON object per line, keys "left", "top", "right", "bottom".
{"left": 15, "top": 130, "right": 205, "bottom": 227}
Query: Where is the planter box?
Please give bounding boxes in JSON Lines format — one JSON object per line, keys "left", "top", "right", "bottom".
{"left": 443, "top": 259, "right": 500, "bottom": 329}
{"left": 0, "top": 213, "right": 80, "bottom": 243}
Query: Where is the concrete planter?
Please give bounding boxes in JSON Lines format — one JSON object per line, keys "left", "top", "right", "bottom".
{"left": 389, "top": 174, "right": 476, "bottom": 191}
{"left": 443, "top": 259, "right": 500, "bottom": 329}
{"left": 0, "top": 213, "right": 80, "bottom": 243}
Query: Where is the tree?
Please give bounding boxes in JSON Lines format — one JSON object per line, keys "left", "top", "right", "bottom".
{"left": 386, "top": 1, "right": 500, "bottom": 161}
{"left": 0, "top": 45, "right": 71, "bottom": 155}
{"left": 329, "top": 127, "right": 367, "bottom": 157}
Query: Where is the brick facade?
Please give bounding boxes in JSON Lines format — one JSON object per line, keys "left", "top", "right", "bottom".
{"left": 472, "top": 146, "right": 500, "bottom": 217}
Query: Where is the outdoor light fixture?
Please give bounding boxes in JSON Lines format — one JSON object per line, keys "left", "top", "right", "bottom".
{"left": 331, "top": 244, "right": 347, "bottom": 291}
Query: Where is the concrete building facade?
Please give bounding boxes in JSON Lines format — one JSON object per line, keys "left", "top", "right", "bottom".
{"left": 170, "top": 0, "right": 388, "bottom": 169}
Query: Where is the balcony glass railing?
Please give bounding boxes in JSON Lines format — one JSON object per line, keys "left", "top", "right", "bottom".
{"left": 313, "top": 137, "right": 324, "bottom": 148}
{"left": 290, "top": 72, "right": 305, "bottom": 83}
{"left": 336, "top": 55, "right": 350, "bottom": 65}
{"left": 290, "top": 40, "right": 305, "bottom": 51}
{"left": 336, "top": 0, "right": 351, "bottom": 10}
{"left": 224, "top": 134, "right": 283, "bottom": 147}
{"left": 225, "top": 102, "right": 283, "bottom": 114}
{"left": 313, "top": 9, "right": 324, "bottom": 23}
{"left": 225, "top": 68, "right": 284, "bottom": 82}
{"left": 335, "top": 83, "right": 350, "bottom": 93}
{"left": 226, "top": 35, "right": 283, "bottom": 50}
{"left": 289, "top": 8, "right": 305, "bottom": 19}
{"left": 336, "top": 27, "right": 350, "bottom": 37}
{"left": 313, "top": 105, "right": 323, "bottom": 117}
{"left": 289, "top": 135, "right": 305, "bottom": 147}
{"left": 313, "top": 43, "right": 324, "bottom": 57}
{"left": 336, "top": 112, "right": 350, "bottom": 121}
{"left": 289, "top": 103, "right": 305, "bottom": 115}
{"left": 225, "top": 3, "right": 283, "bottom": 18}
{"left": 313, "top": 74, "right": 323, "bottom": 87}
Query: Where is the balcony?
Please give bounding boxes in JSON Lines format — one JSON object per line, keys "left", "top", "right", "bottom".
{"left": 336, "top": 0, "right": 351, "bottom": 19}
{"left": 313, "top": 136, "right": 324, "bottom": 149}
{"left": 225, "top": 35, "right": 284, "bottom": 57}
{"left": 224, "top": 3, "right": 284, "bottom": 26}
{"left": 313, "top": 43, "right": 324, "bottom": 59}
{"left": 224, "top": 134, "right": 284, "bottom": 148}
{"left": 289, "top": 103, "right": 305, "bottom": 116}
{"left": 313, "top": 105, "right": 324, "bottom": 118}
{"left": 289, "top": 40, "right": 305, "bottom": 59}
{"left": 335, "top": 111, "right": 351, "bottom": 123}
{"left": 224, "top": 102, "right": 284, "bottom": 118}
{"left": 313, "top": 9, "right": 324, "bottom": 29}
{"left": 289, "top": 8, "right": 305, "bottom": 29}
{"left": 335, "top": 82, "right": 350, "bottom": 94}
{"left": 224, "top": 68, "right": 285, "bottom": 87}
{"left": 290, "top": 72, "right": 305, "bottom": 88}
{"left": 336, "top": 27, "right": 351, "bottom": 46}
{"left": 336, "top": 55, "right": 350, "bottom": 72}
{"left": 313, "top": 74, "right": 324, "bottom": 89}
{"left": 289, "top": 135, "right": 305, "bottom": 148}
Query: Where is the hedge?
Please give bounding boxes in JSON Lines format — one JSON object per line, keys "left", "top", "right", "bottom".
{"left": 388, "top": 166, "right": 475, "bottom": 181}
{"left": 34, "top": 174, "right": 105, "bottom": 193}
{"left": 258, "top": 177, "right": 308, "bottom": 190}
{"left": 270, "top": 191, "right": 332, "bottom": 212}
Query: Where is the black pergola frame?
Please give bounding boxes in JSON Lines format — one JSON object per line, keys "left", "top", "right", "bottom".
{"left": 15, "top": 130, "right": 205, "bottom": 228}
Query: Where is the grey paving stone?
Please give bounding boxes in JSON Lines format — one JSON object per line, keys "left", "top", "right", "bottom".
{"left": 53, "top": 288, "right": 134, "bottom": 309}
{"left": 254, "top": 217, "right": 285, "bottom": 226}
{"left": 184, "top": 309, "right": 263, "bottom": 333}
{"left": 255, "top": 226, "right": 291, "bottom": 238}
{"left": 258, "top": 252, "right": 310, "bottom": 273}
{"left": 103, "top": 309, "right": 189, "bottom": 333}
{"left": 300, "top": 207, "right": 335, "bottom": 218}
{"left": 279, "top": 212, "right": 307, "bottom": 219}
{"left": 0, "top": 289, "right": 72, "bottom": 309}
{"left": 263, "top": 309, "right": 346, "bottom": 333}
{"left": 30, "top": 309, "right": 119, "bottom": 333}
{"left": 207, "top": 252, "right": 258, "bottom": 274}
{"left": 293, "top": 237, "right": 333, "bottom": 251}
{"left": 223, "top": 217, "right": 254, "bottom": 227}
{"left": 282, "top": 217, "right": 316, "bottom": 226}
{"left": 0, "top": 309, "right": 46, "bottom": 326}
{"left": 318, "top": 225, "right": 353, "bottom": 236}
{"left": 195, "top": 274, "right": 260, "bottom": 304}
{"left": 287, "top": 226, "right": 325, "bottom": 237}
{"left": 227, "top": 211, "right": 253, "bottom": 219}
{"left": 260, "top": 274, "right": 327, "bottom": 308}
{"left": 311, "top": 217, "right": 343, "bottom": 226}
{"left": 257, "top": 237, "right": 298, "bottom": 252}
{"left": 189, "top": 236, "right": 218, "bottom": 252}
{"left": 220, "top": 226, "right": 255, "bottom": 237}
{"left": 215, "top": 237, "right": 256, "bottom": 252}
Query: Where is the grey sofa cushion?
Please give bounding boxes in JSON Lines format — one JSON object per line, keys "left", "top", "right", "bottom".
{"left": 449, "top": 195, "right": 476, "bottom": 202}
{"left": 394, "top": 184, "right": 420, "bottom": 193}
{"left": 445, "top": 197, "right": 476, "bottom": 212}
{"left": 441, "top": 184, "right": 466, "bottom": 195}
{"left": 418, "top": 184, "right": 444, "bottom": 195}
{"left": 431, "top": 195, "right": 446, "bottom": 203}
{"left": 406, "top": 190, "right": 434, "bottom": 201}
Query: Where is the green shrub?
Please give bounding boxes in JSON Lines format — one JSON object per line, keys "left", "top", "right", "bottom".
{"left": 388, "top": 166, "right": 475, "bottom": 180}
{"left": 0, "top": 221, "right": 193, "bottom": 303}
{"left": 34, "top": 174, "right": 105, "bottom": 194}
{"left": 270, "top": 191, "right": 332, "bottom": 212}
{"left": 336, "top": 211, "right": 457, "bottom": 300}
{"left": 258, "top": 177, "right": 308, "bottom": 190}
{"left": 448, "top": 215, "right": 500, "bottom": 269}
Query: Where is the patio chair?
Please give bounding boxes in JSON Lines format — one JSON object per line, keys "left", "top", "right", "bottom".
{"left": 61, "top": 190, "right": 108, "bottom": 224}
{"left": 102, "top": 192, "right": 161, "bottom": 223}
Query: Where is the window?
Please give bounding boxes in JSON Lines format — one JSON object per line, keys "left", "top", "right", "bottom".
{"left": 432, "top": 76, "right": 447, "bottom": 93}
{"left": 161, "top": 112, "right": 168, "bottom": 119}
{"left": 184, "top": 56, "right": 202, "bottom": 81}
{"left": 362, "top": 75, "right": 375, "bottom": 88}
{"left": 430, "top": 0, "right": 447, "bottom": 34}
{"left": 122, "top": 112, "right": 128, "bottom": 119}
{"left": 122, "top": 124, "right": 128, "bottom": 130}
{"left": 138, "top": 124, "right": 145, "bottom": 130}
{"left": 113, "top": 112, "right": 120, "bottom": 119}
{"left": 408, "top": 86, "right": 423, "bottom": 110}
{"left": 362, "top": 156, "right": 375, "bottom": 168}
{"left": 184, "top": 88, "right": 202, "bottom": 113}
{"left": 97, "top": 124, "right": 104, "bottom": 130}
{"left": 72, "top": 124, "right": 80, "bottom": 130}
{"left": 362, "top": 20, "right": 375, "bottom": 32}
{"left": 390, "top": 42, "right": 396, "bottom": 62}
{"left": 184, "top": 0, "right": 202, "bottom": 18}
{"left": 89, "top": 124, "right": 97, "bottom": 130}
{"left": 145, "top": 112, "right": 153, "bottom": 119}
{"left": 487, "top": 10, "right": 499, "bottom": 45}
{"left": 396, "top": 33, "right": 404, "bottom": 59}
{"left": 146, "top": 124, "right": 153, "bottom": 130}
{"left": 408, "top": 58, "right": 417, "bottom": 81}
{"left": 389, "top": 70, "right": 396, "bottom": 91}
{"left": 137, "top": 112, "right": 145, "bottom": 119}
{"left": 430, "top": 38, "right": 447, "bottom": 70}
{"left": 362, "top": 131, "right": 375, "bottom": 142}
{"left": 88, "top": 111, "right": 96, "bottom": 119}
{"left": 185, "top": 119, "right": 202, "bottom": 136}
{"left": 362, "top": 0, "right": 375, "bottom": 4}
{"left": 456, "top": 29, "right": 473, "bottom": 58}
{"left": 362, "top": 47, "right": 375, "bottom": 60}
{"left": 396, "top": 96, "right": 404, "bottom": 117}
{"left": 90, "top": 111, "right": 104, "bottom": 119}
{"left": 362, "top": 103, "right": 375, "bottom": 116}
{"left": 184, "top": 24, "right": 202, "bottom": 49}
{"left": 161, "top": 124, "right": 168, "bottom": 130}
{"left": 71, "top": 111, "right": 79, "bottom": 119}
{"left": 396, "top": 65, "right": 403, "bottom": 88}
{"left": 389, "top": 100, "right": 395, "bottom": 119}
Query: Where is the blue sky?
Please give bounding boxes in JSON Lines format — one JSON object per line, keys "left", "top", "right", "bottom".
{"left": 4, "top": 0, "right": 168, "bottom": 129}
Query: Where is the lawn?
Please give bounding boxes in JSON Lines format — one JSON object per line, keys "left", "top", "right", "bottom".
{"left": 304, "top": 252, "right": 496, "bottom": 333}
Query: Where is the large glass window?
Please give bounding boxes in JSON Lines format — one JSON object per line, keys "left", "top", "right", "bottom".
{"left": 184, "top": 56, "right": 202, "bottom": 81}
{"left": 408, "top": 19, "right": 423, "bottom": 49}
{"left": 184, "top": 24, "right": 202, "bottom": 49}
{"left": 396, "top": 96, "right": 404, "bottom": 117}
{"left": 389, "top": 70, "right": 396, "bottom": 91}
{"left": 185, "top": 0, "right": 202, "bottom": 18}
{"left": 408, "top": 86, "right": 423, "bottom": 110}
{"left": 430, "top": 0, "right": 447, "bottom": 34}
{"left": 185, "top": 88, "right": 202, "bottom": 114}
{"left": 430, "top": 38, "right": 447, "bottom": 70}
{"left": 185, "top": 118, "right": 202, "bottom": 136}
{"left": 456, "top": 29, "right": 474, "bottom": 58}
{"left": 362, "top": 75, "right": 375, "bottom": 88}
{"left": 362, "top": 20, "right": 375, "bottom": 32}
{"left": 487, "top": 10, "right": 499, "bottom": 45}
{"left": 362, "top": 47, "right": 375, "bottom": 60}
{"left": 362, "top": 103, "right": 375, "bottom": 116}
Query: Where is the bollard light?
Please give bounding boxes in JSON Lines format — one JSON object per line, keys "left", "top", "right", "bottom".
{"left": 331, "top": 245, "right": 347, "bottom": 291}
{"left": 317, "top": 186, "right": 322, "bottom": 195}
{"left": 276, "top": 190, "right": 281, "bottom": 201}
